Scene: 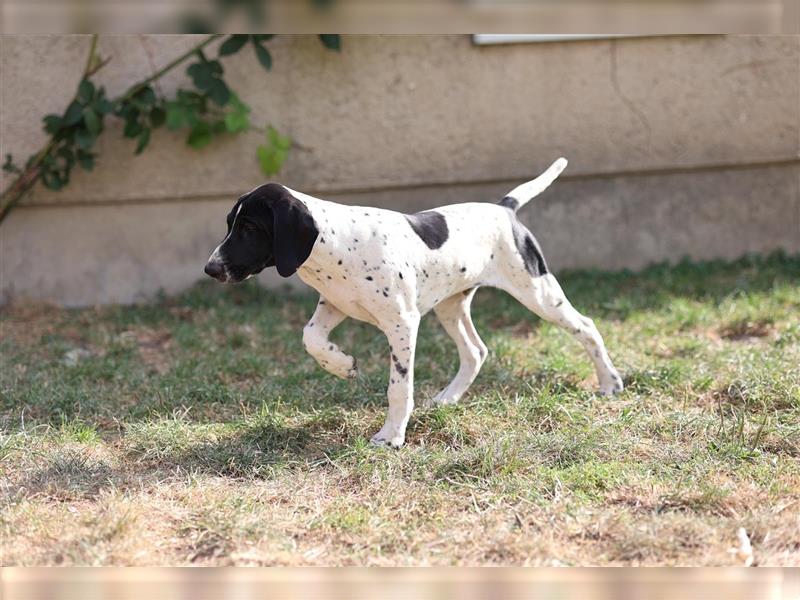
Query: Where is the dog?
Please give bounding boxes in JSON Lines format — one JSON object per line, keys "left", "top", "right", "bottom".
{"left": 204, "top": 158, "right": 623, "bottom": 447}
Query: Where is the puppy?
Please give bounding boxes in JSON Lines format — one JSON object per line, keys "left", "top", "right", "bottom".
{"left": 205, "top": 158, "right": 623, "bottom": 447}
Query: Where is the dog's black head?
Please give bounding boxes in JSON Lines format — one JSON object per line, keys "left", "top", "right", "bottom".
{"left": 204, "top": 184, "right": 319, "bottom": 283}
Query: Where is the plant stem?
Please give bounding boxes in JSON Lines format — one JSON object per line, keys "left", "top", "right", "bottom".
{"left": 83, "top": 34, "right": 99, "bottom": 75}
{"left": 117, "top": 35, "right": 222, "bottom": 103}
{"left": 0, "top": 34, "right": 99, "bottom": 223}
{"left": 0, "top": 34, "right": 222, "bottom": 225}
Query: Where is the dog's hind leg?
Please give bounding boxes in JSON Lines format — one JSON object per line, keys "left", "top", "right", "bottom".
{"left": 426, "top": 289, "right": 487, "bottom": 407}
{"left": 501, "top": 273, "right": 623, "bottom": 395}
{"left": 303, "top": 297, "right": 357, "bottom": 379}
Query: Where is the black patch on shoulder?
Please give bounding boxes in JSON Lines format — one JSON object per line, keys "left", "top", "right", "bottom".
{"left": 510, "top": 217, "right": 549, "bottom": 277}
{"left": 404, "top": 211, "right": 448, "bottom": 250}
{"left": 498, "top": 196, "right": 519, "bottom": 211}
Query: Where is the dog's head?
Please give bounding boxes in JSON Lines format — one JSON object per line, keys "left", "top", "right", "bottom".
{"left": 204, "top": 184, "right": 319, "bottom": 283}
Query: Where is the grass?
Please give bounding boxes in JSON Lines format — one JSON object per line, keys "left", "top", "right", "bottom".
{"left": 1, "top": 252, "right": 798, "bottom": 566}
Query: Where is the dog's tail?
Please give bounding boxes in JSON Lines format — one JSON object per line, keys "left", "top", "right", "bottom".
{"left": 498, "top": 157, "right": 568, "bottom": 212}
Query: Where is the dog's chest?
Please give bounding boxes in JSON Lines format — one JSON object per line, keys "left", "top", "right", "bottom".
{"left": 297, "top": 207, "right": 410, "bottom": 323}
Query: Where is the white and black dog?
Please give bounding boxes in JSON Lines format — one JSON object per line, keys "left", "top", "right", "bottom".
{"left": 205, "top": 158, "right": 623, "bottom": 447}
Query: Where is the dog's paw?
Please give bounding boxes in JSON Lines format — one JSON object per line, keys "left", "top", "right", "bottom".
{"left": 346, "top": 356, "right": 358, "bottom": 379}
{"left": 326, "top": 355, "right": 358, "bottom": 380}
{"left": 423, "top": 389, "right": 461, "bottom": 408}
{"left": 370, "top": 430, "right": 405, "bottom": 449}
{"left": 599, "top": 371, "right": 624, "bottom": 396}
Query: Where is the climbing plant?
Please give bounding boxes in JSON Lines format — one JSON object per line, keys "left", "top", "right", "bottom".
{"left": 0, "top": 33, "right": 341, "bottom": 223}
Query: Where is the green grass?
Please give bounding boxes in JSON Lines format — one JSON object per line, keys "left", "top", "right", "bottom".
{"left": 1, "top": 252, "right": 799, "bottom": 565}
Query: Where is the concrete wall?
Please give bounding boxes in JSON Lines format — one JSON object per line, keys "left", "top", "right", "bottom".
{"left": 1, "top": 35, "right": 798, "bottom": 306}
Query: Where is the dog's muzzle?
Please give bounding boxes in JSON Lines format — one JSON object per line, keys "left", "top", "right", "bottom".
{"left": 204, "top": 260, "right": 227, "bottom": 282}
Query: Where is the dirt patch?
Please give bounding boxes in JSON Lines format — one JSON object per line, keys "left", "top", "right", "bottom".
{"left": 489, "top": 317, "right": 535, "bottom": 338}
{"left": 0, "top": 301, "right": 64, "bottom": 347}
{"left": 120, "top": 327, "right": 174, "bottom": 375}
{"left": 718, "top": 318, "right": 774, "bottom": 341}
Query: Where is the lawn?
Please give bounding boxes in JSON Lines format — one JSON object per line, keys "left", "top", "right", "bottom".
{"left": 1, "top": 253, "right": 798, "bottom": 566}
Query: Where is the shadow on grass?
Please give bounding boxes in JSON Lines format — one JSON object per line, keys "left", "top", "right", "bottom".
{"left": 12, "top": 447, "right": 117, "bottom": 502}
{"left": 125, "top": 410, "right": 373, "bottom": 480}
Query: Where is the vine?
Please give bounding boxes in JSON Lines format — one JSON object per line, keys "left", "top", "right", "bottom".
{"left": 0, "top": 34, "right": 341, "bottom": 223}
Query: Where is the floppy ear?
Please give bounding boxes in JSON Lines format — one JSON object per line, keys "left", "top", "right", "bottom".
{"left": 271, "top": 194, "right": 319, "bottom": 278}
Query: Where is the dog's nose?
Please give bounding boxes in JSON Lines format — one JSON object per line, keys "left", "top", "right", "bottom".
{"left": 204, "top": 261, "right": 224, "bottom": 280}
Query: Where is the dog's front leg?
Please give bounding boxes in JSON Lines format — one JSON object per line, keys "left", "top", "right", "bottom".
{"left": 371, "top": 311, "right": 420, "bottom": 448}
{"left": 302, "top": 297, "right": 357, "bottom": 379}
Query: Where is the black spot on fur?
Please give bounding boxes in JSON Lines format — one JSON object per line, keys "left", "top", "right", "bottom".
{"left": 510, "top": 216, "right": 549, "bottom": 277}
{"left": 366, "top": 276, "right": 373, "bottom": 281}
{"left": 404, "top": 211, "right": 448, "bottom": 250}
{"left": 398, "top": 272, "right": 403, "bottom": 279}
{"left": 498, "top": 196, "right": 519, "bottom": 211}
{"left": 460, "top": 267, "right": 467, "bottom": 273}
{"left": 391, "top": 353, "right": 408, "bottom": 377}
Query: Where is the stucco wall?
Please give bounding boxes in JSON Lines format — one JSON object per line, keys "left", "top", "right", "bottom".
{"left": 1, "top": 35, "right": 798, "bottom": 306}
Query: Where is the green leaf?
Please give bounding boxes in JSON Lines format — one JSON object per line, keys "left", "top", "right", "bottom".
{"left": 83, "top": 108, "right": 101, "bottom": 135}
{"left": 2, "top": 154, "right": 20, "bottom": 174}
{"left": 211, "top": 121, "right": 227, "bottom": 135}
{"left": 318, "top": 34, "right": 341, "bottom": 52}
{"left": 165, "top": 102, "right": 188, "bottom": 130}
{"left": 150, "top": 106, "right": 166, "bottom": 128}
{"left": 63, "top": 101, "right": 84, "bottom": 126}
{"left": 254, "top": 43, "right": 272, "bottom": 71}
{"left": 134, "top": 85, "right": 157, "bottom": 107}
{"left": 251, "top": 34, "right": 275, "bottom": 42}
{"left": 187, "top": 122, "right": 213, "bottom": 149}
{"left": 77, "top": 149, "right": 95, "bottom": 171}
{"left": 177, "top": 89, "right": 204, "bottom": 104}
{"left": 75, "top": 128, "right": 96, "bottom": 150}
{"left": 257, "top": 125, "right": 292, "bottom": 175}
{"left": 135, "top": 128, "right": 151, "bottom": 155}
{"left": 77, "top": 79, "right": 95, "bottom": 105}
{"left": 219, "top": 35, "right": 249, "bottom": 56}
{"left": 94, "top": 97, "right": 114, "bottom": 115}
{"left": 123, "top": 117, "right": 143, "bottom": 138}
{"left": 256, "top": 144, "right": 289, "bottom": 176}
{"left": 267, "top": 125, "right": 292, "bottom": 151}
{"left": 207, "top": 79, "right": 231, "bottom": 107}
{"left": 57, "top": 146, "right": 75, "bottom": 166}
{"left": 224, "top": 111, "right": 249, "bottom": 133}
{"left": 114, "top": 102, "right": 133, "bottom": 119}
{"left": 223, "top": 95, "right": 251, "bottom": 133}
{"left": 41, "top": 169, "right": 64, "bottom": 190}
{"left": 43, "top": 114, "right": 63, "bottom": 135}
{"left": 187, "top": 62, "right": 215, "bottom": 90}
